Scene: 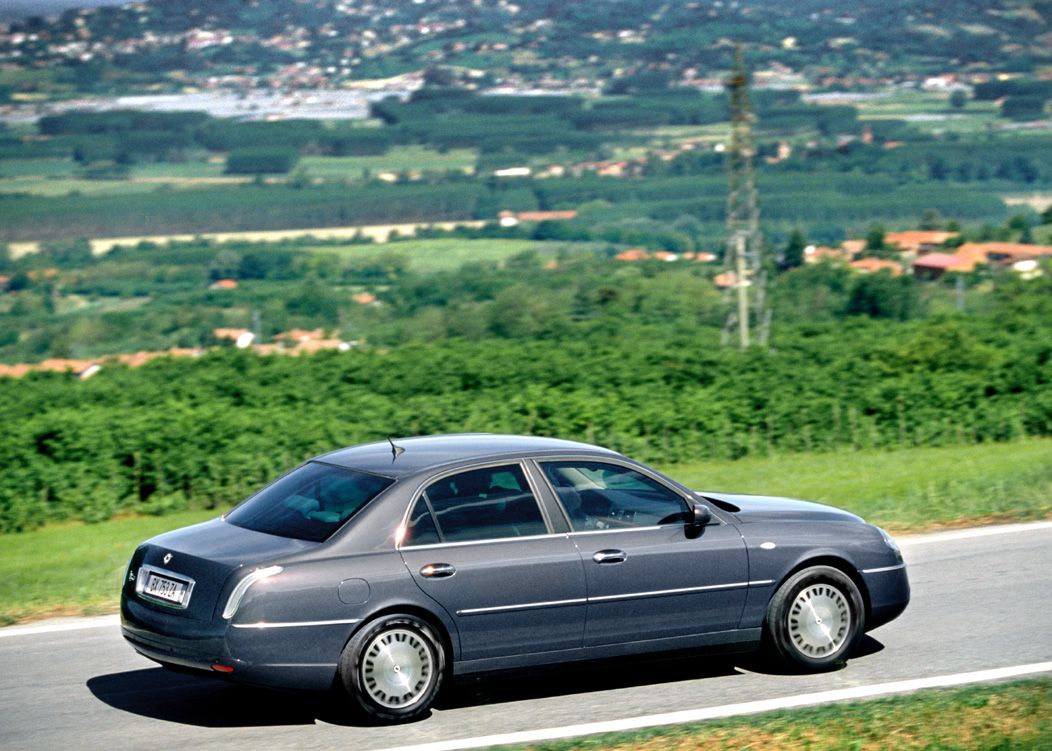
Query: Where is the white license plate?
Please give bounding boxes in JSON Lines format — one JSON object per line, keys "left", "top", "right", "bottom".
{"left": 144, "top": 573, "right": 188, "bottom": 605}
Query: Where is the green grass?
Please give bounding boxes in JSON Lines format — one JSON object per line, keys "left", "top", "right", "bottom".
{"left": 854, "top": 90, "right": 998, "bottom": 118}
{"left": 0, "top": 509, "right": 218, "bottom": 625}
{"left": 129, "top": 160, "right": 230, "bottom": 179}
{"left": 298, "top": 146, "right": 477, "bottom": 179}
{"left": 0, "top": 440, "right": 1048, "bottom": 624}
{"left": 306, "top": 238, "right": 599, "bottom": 274}
{"left": 665, "top": 439, "right": 1052, "bottom": 531}
{"left": 0, "top": 177, "right": 161, "bottom": 197}
{"left": 494, "top": 678, "right": 1052, "bottom": 751}
{"left": 0, "top": 158, "right": 77, "bottom": 178}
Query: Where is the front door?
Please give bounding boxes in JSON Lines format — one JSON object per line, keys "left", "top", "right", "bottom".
{"left": 398, "top": 463, "right": 587, "bottom": 661}
{"left": 536, "top": 459, "right": 749, "bottom": 647}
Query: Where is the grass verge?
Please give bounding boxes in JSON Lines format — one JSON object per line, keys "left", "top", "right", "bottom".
{"left": 0, "top": 440, "right": 1049, "bottom": 624}
{"left": 669, "top": 439, "right": 1052, "bottom": 531}
{"left": 494, "top": 678, "right": 1052, "bottom": 751}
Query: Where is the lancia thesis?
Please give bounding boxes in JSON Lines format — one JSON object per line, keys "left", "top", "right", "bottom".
{"left": 121, "top": 434, "right": 909, "bottom": 721}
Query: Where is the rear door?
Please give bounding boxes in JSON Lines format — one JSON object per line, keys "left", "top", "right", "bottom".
{"left": 536, "top": 459, "right": 749, "bottom": 647}
{"left": 398, "top": 462, "right": 587, "bottom": 661}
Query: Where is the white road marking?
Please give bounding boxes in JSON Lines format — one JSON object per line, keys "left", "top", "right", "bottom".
{"left": 0, "top": 615, "right": 119, "bottom": 639}
{"left": 376, "top": 662, "right": 1052, "bottom": 751}
{"left": 898, "top": 520, "right": 1052, "bottom": 546}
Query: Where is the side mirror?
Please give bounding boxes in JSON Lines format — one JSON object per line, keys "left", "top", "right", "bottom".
{"left": 690, "top": 502, "right": 712, "bottom": 527}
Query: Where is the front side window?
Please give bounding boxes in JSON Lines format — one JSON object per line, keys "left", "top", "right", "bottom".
{"left": 226, "top": 462, "right": 393, "bottom": 542}
{"left": 539, "top": 461, "right": 689, "bottom": 531}
{"left": 404, "top": 464, "right": 547, "bottom": 545}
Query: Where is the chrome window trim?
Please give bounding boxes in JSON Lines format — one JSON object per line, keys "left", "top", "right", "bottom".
{"left": 135, "top": 564, "right": 196, "bottom": 610}
{"left": 231, "top": 617, "right": 362, "bottom": 630}
{"left": 397, "top": 459, "right": 553, "bottom": 550}
{"left": 861, "top": 563, "right": 907, "bottom": 574}
{"left": 400, "top": 531, "right": 567, "bottom": 552}
{"left": 568, "top": 525, "right": 666, "bottom": 537}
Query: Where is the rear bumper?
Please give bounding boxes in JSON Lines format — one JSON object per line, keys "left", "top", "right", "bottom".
{"left": 861, "top": 563, "right": 910, "bottom": 631}
{"left": 121, "top": 595, "right": 338, "bottom": 691}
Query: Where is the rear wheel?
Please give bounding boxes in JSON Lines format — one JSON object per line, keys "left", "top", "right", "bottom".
{"left": 764, "top": 565, "right": 864, "bottom": 670}
{"left": 339, "top": 614, "right": 445, "bottom": 722}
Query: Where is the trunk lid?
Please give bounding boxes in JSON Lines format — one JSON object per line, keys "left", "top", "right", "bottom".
{"left": 126, "top": 517, "right": 316, "bottom": 622}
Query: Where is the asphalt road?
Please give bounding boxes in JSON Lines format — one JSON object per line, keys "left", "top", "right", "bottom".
{"left": 1, "top": 523, "right": 1050, "bottom": 751}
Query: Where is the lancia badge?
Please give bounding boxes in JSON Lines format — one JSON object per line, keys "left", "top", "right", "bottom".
{"left": 163, "top": 553, "right": 173, "bottom": 565}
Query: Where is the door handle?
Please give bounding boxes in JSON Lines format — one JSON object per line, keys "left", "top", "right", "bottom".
{"left": 420, "top": 563, "right": 456, "bottom": 579}
{"left": 592, "top": 550, "right": 627, "bottom": 564}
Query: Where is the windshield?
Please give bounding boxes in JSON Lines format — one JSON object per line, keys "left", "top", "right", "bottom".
{"left": 225, "top": 462, "right": 394, "bottom": 542}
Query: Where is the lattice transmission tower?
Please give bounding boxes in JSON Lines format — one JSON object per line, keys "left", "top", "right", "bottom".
{"left": 721, "top": 45, "right": 770, "bottom": 349}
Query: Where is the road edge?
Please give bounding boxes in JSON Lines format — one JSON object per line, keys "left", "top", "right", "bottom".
{"left": 375, "top": 662, "right": 1052, "bottom": 751}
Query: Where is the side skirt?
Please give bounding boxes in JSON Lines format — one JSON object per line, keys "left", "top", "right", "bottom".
{"left": 451, "top": 628, "right": 762, "bottom": 676}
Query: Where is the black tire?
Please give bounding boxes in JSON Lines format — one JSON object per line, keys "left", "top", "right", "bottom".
{"left": 763, "top": 565, "right": 864, "bottom": 671}
{"left": 338, "top": 614, "right": 446, "bottom": 723}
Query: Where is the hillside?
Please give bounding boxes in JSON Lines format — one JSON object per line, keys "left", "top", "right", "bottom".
{"left": 1, "top": 0, "right": 1050, "bottom": 96}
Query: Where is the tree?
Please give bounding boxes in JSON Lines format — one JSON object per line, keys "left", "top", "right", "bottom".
{"left": 782, "top": 229, "right": 807, "bottom": 270}
{"left": 949, "top": 90, "right": 967, "bottom": 110}
{"left": 866, "top": 224, "right": 886, "bottom": 251}
{"left": 208, "top": 249, "right": 242, "bottom": 281}
{"left": 918, "top": 208, "right": 944, "bottom": 231}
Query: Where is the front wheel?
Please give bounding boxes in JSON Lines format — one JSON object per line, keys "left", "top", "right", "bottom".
{"left": 764, "top": 565, "right": 864, "bottom": 671}
{"left": 339, "top": 614, "right": 446, "bottom": 723}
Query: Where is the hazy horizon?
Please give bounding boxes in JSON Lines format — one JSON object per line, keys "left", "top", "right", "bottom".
{"left": 0, "top": 0, "right": 129, "bottom": 23}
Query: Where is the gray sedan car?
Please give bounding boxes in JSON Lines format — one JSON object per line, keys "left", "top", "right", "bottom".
{"left": 121, "top": 434, "right": 909, "bottom": 721}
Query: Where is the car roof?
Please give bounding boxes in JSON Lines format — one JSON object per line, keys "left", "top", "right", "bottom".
{"left": 314, "top": 433, "right": 621, "bottom": 478}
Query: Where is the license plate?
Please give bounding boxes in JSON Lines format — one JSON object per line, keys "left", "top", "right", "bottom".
{"left": 143, "top": 572, "right": 188, "bottom": 605}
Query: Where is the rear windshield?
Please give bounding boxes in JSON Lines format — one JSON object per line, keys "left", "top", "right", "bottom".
{"left": 226, "top": 462, "right": 394, "bottom": 542}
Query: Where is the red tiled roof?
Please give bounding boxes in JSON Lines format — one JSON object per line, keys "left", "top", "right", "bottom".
{"left": 615, "top": 249, "right": 649, "bottom": 262}
{"left": 515, "top": 210, "right": 577, "bottom": 222}
{"left": 912, "top": 252, "right": 975, "bottom": 272}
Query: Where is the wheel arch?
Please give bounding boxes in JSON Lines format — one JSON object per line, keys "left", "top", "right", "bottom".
{"left": 344, "top": 603, "right": 457, "bottom": 674}
{"left": 774, "top": 555, "right": 871, "bottom": 627}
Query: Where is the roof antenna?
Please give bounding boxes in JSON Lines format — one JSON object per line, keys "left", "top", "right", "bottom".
{"left": 388, "top": 436, "right": 405, "bottom": 461}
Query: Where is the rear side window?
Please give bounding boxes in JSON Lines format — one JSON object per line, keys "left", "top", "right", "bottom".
{"left": 403, "top": 464, "right": 547, "bottom": 545}
{"left": 226, "top": 462, "right": 393, "bottom": 542}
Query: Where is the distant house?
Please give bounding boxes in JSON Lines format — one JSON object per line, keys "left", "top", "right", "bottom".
{"left": 352, "top": 292, "right": 378, "bottom": 305}
{"left": 615, "top": 249, "right": 649, "bottom": 262}
{"left": 714, "top": 271, "right": 746, "bottom": 289}
{"left": 805, "top": 245, "right": 850, "bottom": 264}
{"left": 36, "top": 358, "right": 100, "bottom": 379}
{"left": 912, "top": 252, "right": 975, "bottom": 279}
{"left": 850, "top": 258, "right": 903, "bottom": 276}
{"left": 0, "top": 275, "right": 9, "bottom": 291}
{"left": 839, "top": 240, "right": 867, "bottom": 258}
{"left": 209, "top": 278, "right": 239, "bottom": 290}
{"left": 884, "top": 231, "right": 959, "bottom": 255}
{"left": 275, "top": 328, "right": 325, "bottom": 344}
{"left": 498, "top": 209, "right": 577, "bottom": 227}
{"left": 515, "top": 210, "right": 577, "bottom": 222}
{"left": 213, "top": 328, "right": 255, "bottom": 348}
{"left": 958, "top": 242, "right": 1052, "bottom": 264}
{"left": 493, "top": 167, "right": 532, "bottom": 178}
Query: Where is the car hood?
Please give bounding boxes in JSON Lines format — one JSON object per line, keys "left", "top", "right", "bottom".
{"left": 697, "top": 491, "right": 864, "bottom": 524}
